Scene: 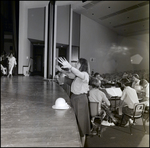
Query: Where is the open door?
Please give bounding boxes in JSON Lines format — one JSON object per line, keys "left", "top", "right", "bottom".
{"left": 32, "top": 45, "right": 44, "bottom": 76}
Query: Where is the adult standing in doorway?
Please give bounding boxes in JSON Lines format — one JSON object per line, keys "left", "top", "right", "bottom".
{"left": 57, "top": 57, "right": 91, "bottom": 147}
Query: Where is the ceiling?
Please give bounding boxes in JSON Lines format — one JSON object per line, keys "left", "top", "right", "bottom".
{"left": 56, "top": 1, "right": 149, "bottom": 37}
{"left": 24, "top": 1, "right": 149, "bottom": 39}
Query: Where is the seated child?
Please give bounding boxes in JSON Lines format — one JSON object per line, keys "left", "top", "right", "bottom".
{"left": 116, "top": 80, "right": 140, "bottom": 126}
{"left": 1, "top": 64, "right": 7, "bottom": 75}
{"left": 54, "top": 71, "right": 66, "bottom": 85}
{"left": 93, "top": 72, "right": 108, "bottom": 88}
{"left": 139, "top": 79, "right": 149, "bottom": 122}
{"left": 139, "top": 79, "right": 149, "bottom": 105}
{"left": 89, "top": 77, "right": 118, "bottom": 125}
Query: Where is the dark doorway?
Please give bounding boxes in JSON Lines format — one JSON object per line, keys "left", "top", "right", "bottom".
{"left": 1, "top": 1, "right": 19, "bottom": 75}
{"left": 56, "top": 43, "right": 69, "bottom": 60}
{"left": 57, "top": 46, "right": 69, "bottom": 68}
{"left": 58, "top": 47, "right": 68, "bottom": 58}
{"left": 71, "top": 46, "right": 79, "bottom": 67}
{"left": 56, "top": 43, "right": 69, "bottom": 69}
{"left": 32, "top": 45, "right": 44, "bottom": 76}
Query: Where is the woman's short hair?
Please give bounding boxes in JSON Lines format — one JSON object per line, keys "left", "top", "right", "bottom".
{"left": 94, "top": 72, "right": 100, "bottom": 77}
{"left": 139, "top": 79, "right": 148, "bottom": 87}
{"left": 78, "top": 58, "right": 90, "bottom": 74}
{"left": 90, "top": 77, "right": 100, "bottom": 88}
{"left": 133, "top": 74, "right": 139, "bottom": 79}
{"left": 120, "top": 78, "right": 131, "bottom": 88}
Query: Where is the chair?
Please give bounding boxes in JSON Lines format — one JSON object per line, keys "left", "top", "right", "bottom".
{"left": 120, "top": 103, "right": 146, "bottom": 135}
{"left": 143, "top": 106, "right": 149, "bottom": 127}
{"left": 89, "top": 102, "right": 106, "bottom": 137}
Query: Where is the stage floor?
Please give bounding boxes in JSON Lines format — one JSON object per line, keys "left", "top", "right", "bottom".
{"left": 1, "top": 76, "right": 82, "bottom": 147}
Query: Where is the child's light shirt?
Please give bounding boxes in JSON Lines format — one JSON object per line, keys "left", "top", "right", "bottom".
{"left": 121, "top": 86, "right": 139, "bottom": 109}
{"left": 89, "top": 88, "right": 110, "bottom": 114}
{"left": 144, "top": 83, "right": 149, "bottom": 98}
{"left": 132, "top": 80, "right": 141, "bottom": 92}
{"left": 8, "top": 57, "right": 17, "bottom": 66}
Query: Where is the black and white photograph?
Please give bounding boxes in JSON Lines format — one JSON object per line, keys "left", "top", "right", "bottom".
{"left": 1, "top": 1, "right": 149, "bottom": 147}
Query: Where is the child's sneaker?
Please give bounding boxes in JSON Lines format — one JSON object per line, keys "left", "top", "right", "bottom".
{"left": 101, "top": 120, "right": 113, "bottom": 126}
{"left": 124, "top": 119, "right": 133, "bottom": 126}
{"left": 109, "top": 122, "right": 115, "bottom": 126}
{"left": 124, "top": 121, "right": 129, "bottom": 127}
{"left": 129, "top": 119, "right": 134, "bottom": 124}
{"left": 91, "top": 130, "right": 97, "bottom": 135}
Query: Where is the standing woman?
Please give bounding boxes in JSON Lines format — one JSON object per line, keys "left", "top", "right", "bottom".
{"left": 7, "top": 52, "right": 17, "bottom": 77}
{"left": 57, "top": 57, "right": 91, "bottom": 146}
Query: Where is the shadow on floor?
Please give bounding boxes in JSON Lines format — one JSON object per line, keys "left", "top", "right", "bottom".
{"left": 85, "top": 119, "right": 149, "bottom": 147}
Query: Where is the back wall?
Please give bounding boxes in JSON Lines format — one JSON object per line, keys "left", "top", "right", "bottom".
{"left": 80, "top": 15, "right": 149, "bottom": 74}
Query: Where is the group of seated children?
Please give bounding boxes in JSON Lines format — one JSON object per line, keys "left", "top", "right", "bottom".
{"left": 89, "top": 72, "right": 149, "bottom": 128}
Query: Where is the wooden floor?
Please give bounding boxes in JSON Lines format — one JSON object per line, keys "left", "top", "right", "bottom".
{"left": 1, "top": 76, "right": 82, "bottom": 147}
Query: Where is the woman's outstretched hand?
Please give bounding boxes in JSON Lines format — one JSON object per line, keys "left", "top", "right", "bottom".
{"left": 57, "top": 57, "right": 72, "bottom": 69}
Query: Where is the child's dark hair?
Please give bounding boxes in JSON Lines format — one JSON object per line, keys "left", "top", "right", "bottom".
{"left": 94, "top": 72, "right": 100, "bottom": 77}
{"left": 55, "top": 71, "right": 60, "bottom": 75}
{"left": 120, "top": 79, "right": 131, "bottom": 88}
{"left": 9, "top": 52, "right": 14, "bottom": 56}
{"left": 139, "top": 79, "right": 148, "bottom": 87}
{"left": 90, "top": 77, "right": 100, "bottom": 88}
{"left": 133, "top": 74, "right": 139, "bottom": 79}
